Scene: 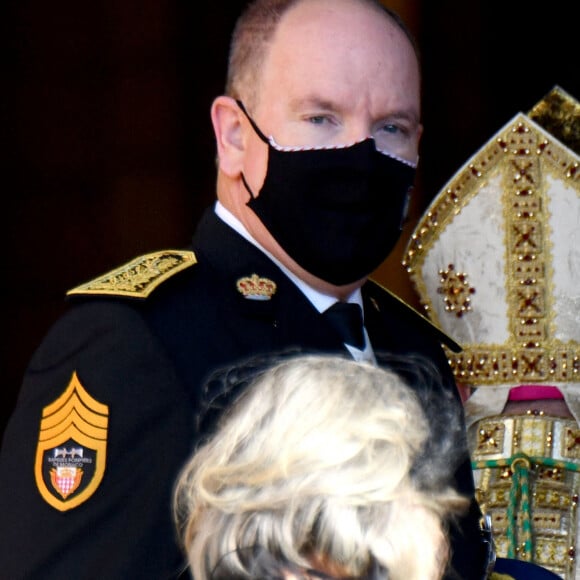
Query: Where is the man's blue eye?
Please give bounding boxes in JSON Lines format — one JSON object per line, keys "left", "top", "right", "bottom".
{"left": 381, "top": 124, "right": 400, "bottom": 134}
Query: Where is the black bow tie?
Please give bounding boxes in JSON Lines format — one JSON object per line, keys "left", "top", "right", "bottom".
{"left": 322, "top": 302, "right": 365, "bottom": 349}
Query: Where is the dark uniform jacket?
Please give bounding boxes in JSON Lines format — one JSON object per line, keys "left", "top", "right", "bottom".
{"left": 0, "top": 208, "right": 487, "bottom": 579}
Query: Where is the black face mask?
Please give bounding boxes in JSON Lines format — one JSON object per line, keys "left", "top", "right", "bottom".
{"left": 238, "top": 101, "right": 416, "bottom": 285}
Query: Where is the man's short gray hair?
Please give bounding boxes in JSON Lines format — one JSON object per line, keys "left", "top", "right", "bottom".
{"left": 225, "top": 0, "right": 419, "bottom": 109}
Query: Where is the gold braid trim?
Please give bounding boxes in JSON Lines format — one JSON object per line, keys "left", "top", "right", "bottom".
{"left": 66, "top": 250, "right": 197, "bottom": 299}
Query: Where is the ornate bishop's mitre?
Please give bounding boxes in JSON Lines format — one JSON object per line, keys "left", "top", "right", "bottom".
{"left": 403, "top": 86, "right": 580, "bottom": 411}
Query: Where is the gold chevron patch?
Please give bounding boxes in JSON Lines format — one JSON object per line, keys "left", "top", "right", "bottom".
{"left": 66, "top": 250, "right": 197, "bottom": 298}
{"left": 35, "top": 372, "right": 109, "bottom": 511}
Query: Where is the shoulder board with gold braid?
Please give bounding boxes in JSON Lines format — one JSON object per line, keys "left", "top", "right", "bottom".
{"left": 66, "top": 250, "right": 197, "bottom": 299}
{"left": 368, "top": 277, "right": 462, "bottom": 353}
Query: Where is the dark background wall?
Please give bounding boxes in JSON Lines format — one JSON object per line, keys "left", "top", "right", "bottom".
{"left": 2, "top": 0, "right": 578, "bottom": 435}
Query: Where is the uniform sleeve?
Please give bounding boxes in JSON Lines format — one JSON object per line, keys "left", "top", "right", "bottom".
{"left": 0, "top": 301, "right": 193, "bottom": 580}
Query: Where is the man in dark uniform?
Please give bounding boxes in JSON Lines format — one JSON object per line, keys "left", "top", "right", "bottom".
{"left": 0, "top": 0, "right": 489, "bottom": 578}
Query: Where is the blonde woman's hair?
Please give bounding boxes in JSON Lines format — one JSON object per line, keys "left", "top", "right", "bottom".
{"left": 174, "top": 353, "right": 468, "bottom": 579}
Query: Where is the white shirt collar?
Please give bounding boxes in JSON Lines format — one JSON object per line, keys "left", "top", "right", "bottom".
{"left": 214, "top": 201, "right": 374, "bottom": 363}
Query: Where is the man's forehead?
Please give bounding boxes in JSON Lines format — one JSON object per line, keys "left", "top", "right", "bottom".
{"left": 248, "top": 0, "right": 419, "bottom": 114}
{"left": 270, "top": 0, "right": 400, "bottom": 49}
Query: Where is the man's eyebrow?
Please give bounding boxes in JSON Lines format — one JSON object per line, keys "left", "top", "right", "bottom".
{"left": 288, "top": 96, "right": 341, "bottom": 112}
{"left": 380, "top": 110, "right": 421, "bottom": 125}
{"left": 288, "top": 96, "right": 420, "bottom": 124}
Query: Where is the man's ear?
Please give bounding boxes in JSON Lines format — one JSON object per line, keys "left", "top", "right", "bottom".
{"left": 211, "top": 96, "right": 245, "bottom": 177}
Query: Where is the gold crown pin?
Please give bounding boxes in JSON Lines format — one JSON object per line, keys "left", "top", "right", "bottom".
{"left": 236, "top": 274, "right": 277, "bottom": 300}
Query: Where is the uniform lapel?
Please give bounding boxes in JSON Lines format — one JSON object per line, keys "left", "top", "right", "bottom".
{"left": 192, "top": 209, "right": 343, "bottom": 354}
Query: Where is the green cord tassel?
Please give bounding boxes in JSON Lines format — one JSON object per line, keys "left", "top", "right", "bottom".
{"left": 473, "top": 452, "right": 580, "bottom": 561}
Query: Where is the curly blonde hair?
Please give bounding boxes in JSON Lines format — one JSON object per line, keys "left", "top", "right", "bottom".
{"left": 173, "top": 354, "right": 468, "bottom": 579}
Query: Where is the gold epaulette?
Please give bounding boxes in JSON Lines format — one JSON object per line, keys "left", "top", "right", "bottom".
{"left": 66, "top": 250, "right": 197, "bottom": 299}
